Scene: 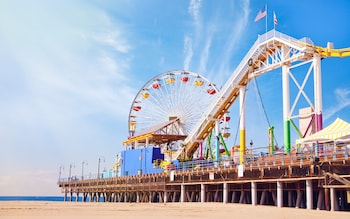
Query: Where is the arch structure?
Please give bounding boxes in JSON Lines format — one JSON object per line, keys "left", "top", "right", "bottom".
{"left": 174, "top": 30, "right": 350, "bottom": 163}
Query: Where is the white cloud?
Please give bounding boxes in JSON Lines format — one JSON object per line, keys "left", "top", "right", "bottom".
{"left": 92, "top": 30, "right": 131, "bottom": 53}
{"left": 183, "top": 0, "right": 251, "bottom": 84}
{"left": 184, "top": 0, "right": 201, "bottom": 71}
{"left": 183, "top": 35, "right": 193, "bottom": 70}
{"left": 188, "top": 0, "right": 202, "bottom": 21}
{"left": 323, "top": 88, "right": 350, "bottom": 120}
{"left": 217, "top": 0, "right": 250, "bottom": 82}
{"left": 198, "top": 33, "right": 213, "bottom": 74}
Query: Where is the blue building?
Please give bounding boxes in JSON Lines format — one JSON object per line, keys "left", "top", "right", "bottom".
{"left": 119, "top": 147, "right": 164, "bottom": 176}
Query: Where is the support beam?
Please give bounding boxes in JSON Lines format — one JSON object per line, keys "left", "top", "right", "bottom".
{"left": 277, "top": 181, "right": 283, "bottom": 208}
{"left": 282, "top": 45, "right": 291, "bottom": 153}
{"left": 146, "top": 137, "right": 149, "bottom": 147}
{"left": 186, "top": 192, "right": 191, "bottom": 202}
{"left": 89, "top": 193, "right": 93, "bottom": 202}
{"left": 306, "top": 179, "right": 313, "bottom": 209}
{"left": 325, "top": 188, "right": 330, "bottom": 211}
{"left": 180, "top": 184, "right": 185, "bottom": 203}
{"left": 172, "top": 192, "right": 177, "bottom": 202}
{"left": 317, "top": 190, "right": 324, "bottom": 210}
{"left": 313, "top": 53, "right": 323, "bottom": 131}
{"left": 214, "top": 190, "right": 220, "bottom": 202}
{"left": 223, "top": 183, "right": 228, "bottom": 204}
{"left": 76, "top": 193, "right": 79, "bottom": 202}
{"left": 136, "top": 192, "right": 140, "bottom": 203}
{"left": 201, "top": 184, "right": 206, "bottom": 203}
{"left": 164, "top": 191, "right": 167, "bottom": 204}
{"left": 330, "top": 188, "right": 338, "bottom": 211}
{"left": 158, "top": 192, "right": 163, "bottom": 203}
{"left": 288, "top": 191, "right": 293, "bottom": 207}
{"left": 296, "top": 189, "right": 302, "bottom": 208}
{"left": 215, "top": 121, "right": 220, "bottom": 163}
{"left": 251, "top": 182, "right": 257, "bottom": 206}
{"left": 232, "top": 191, "right": 237, "bottom": 203}
{"left": 272, "top": 191, "right": 277, "bottom": 206}
{"left": 260, "top": 190, "right": 266, "bottom": 205}
{"left": 239, "top": 191, "right": 245, "bottom": 204}
{"left": 239, "top": 86, "right": 246, "bottom": 164}
{"left": 268, "top": 126, "right": 275, "bottom": 155}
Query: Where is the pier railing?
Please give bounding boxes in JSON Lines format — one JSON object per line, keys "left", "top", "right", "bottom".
{"left": 58, "top": 147, "right": 349, "bottom": 183}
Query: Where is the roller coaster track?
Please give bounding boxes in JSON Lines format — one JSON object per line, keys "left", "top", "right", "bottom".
{"left": 174, "top": 30, "right": 350, "bottom": 160}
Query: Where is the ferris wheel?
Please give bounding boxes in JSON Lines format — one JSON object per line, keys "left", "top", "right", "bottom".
{"left": 128, "top": 70, "right": 219, "bottom": 139}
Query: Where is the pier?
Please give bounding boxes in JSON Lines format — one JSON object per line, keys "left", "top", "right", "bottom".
{"left": 58, "top": 152, "right": 350, "bottom": 211}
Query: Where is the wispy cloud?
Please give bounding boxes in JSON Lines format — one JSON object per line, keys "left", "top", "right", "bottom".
{"left": 188, "top": 0, "right": 202, "bottom": 21}
{"left": 184, "top": 0, "right": 202, "bottom": 71}
{"left": 217, "top": 0, "right": 250, "bottom": 82}
{"left": 183, "top": 0, "right": 250, "bottom": 84}
{"left": 323, "top": 88, "right": 350, "bottom": 120}
{"left": 199, "top": 35, "right": 213, "bottom": 74}
{"left": 183, "top": 35, "right": 193, "bottom": 70}
{"left": 92, "top": 30, "right": 131, "bottom": 53}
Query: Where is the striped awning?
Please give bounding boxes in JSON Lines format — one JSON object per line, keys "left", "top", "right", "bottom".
{"left": 296, "top": 118, "right": 350, "bottom": 144}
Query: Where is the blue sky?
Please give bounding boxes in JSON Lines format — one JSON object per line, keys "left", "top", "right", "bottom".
{"left": 0, "top": 0, "right": 349, "bottom": 195}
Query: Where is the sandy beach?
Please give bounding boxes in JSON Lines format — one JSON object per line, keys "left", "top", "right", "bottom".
{"left": 0, "top": 201, "right": 349, "bottom": 219}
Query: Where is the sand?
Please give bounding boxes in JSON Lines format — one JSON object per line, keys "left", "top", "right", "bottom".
{"left": 0, "top": 201, "right": 349, "bottom": 219}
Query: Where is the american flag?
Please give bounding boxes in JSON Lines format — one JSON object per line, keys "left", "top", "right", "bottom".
{"left": 274, "top": 12, "right": 278, "bottom": 25}
{"left": 254, "top": 6, "right": 267, "bottom": 23}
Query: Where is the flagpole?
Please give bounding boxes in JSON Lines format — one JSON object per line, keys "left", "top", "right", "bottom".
{"left": 273, "top": 11, "right": 276, "bottom": 38}
{"left": 265, "top": 4, "right": 268, "bottom": 34}
{"left": 273, "top": 11, "right": 276, "bottom": 30}
{"left": 265, "top": 4, "right": 268, "bottom": 41}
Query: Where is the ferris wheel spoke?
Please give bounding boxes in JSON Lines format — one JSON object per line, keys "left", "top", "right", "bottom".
{"left": 150, "top": 84, "right": 172, "bottom": 113}
{"left": 145, "top": 92, "right": 173, "bottom": 118}
{"left": 162, "top": 81, "right": 178, "bottom": 112}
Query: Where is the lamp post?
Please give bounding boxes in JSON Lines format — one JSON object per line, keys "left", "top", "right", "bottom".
{"left": 69, "top": 163, "right": 75, "bottom": 181}
{"left": 97, "top": 156, "right": 105, "bottom": 179}
{"left": 250, "top": 140, "right": 254, "bottom": 164}
{"left": 81, "top": 160, "right": 88, "bottom": 180}
{"left": 58, "top": 165, "right": 64, "bottom": 182}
